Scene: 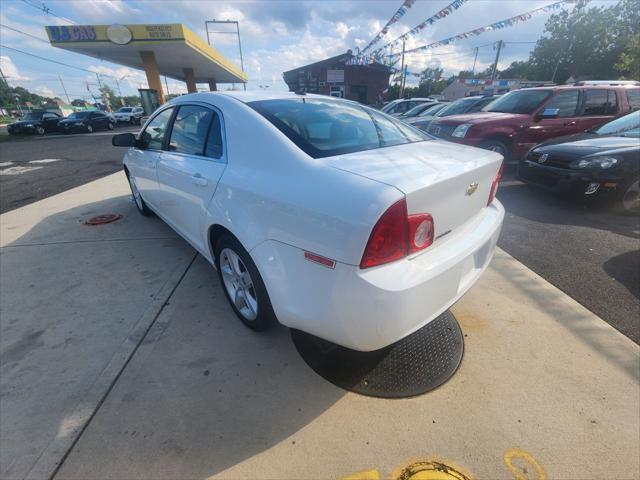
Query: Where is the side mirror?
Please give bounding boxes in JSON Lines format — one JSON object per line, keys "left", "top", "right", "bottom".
{"left": 538, "top": 108, "right": 559, "bottom": 119}
{"left": 112, "top": 132, "right": 137, "bottom": 147}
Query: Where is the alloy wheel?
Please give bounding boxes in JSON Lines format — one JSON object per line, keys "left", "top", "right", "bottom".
{"left": 219, "top": 248, "right": 259, "bottom": 321}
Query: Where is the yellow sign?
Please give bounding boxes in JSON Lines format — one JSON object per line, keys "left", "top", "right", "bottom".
{"left": 46, "top": 24, "right": 185, "bottom": 43}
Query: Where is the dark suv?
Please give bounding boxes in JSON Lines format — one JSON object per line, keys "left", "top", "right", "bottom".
{"left": 428, "top": 83, "right": 640, "bottom": 162}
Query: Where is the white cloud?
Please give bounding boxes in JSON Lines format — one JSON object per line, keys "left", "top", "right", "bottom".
{"left": 34, "top": 86, "right": 55, "bottom": 97}
{"left": 0, "top": 56, "right": 32, "bottom": 82}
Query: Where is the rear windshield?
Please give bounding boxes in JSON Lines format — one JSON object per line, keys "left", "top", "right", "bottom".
{"left": 483, "top": 89, "right": 552, "bottom": 114}
{"left": 249, "top": 98, "right": 427, "bottom": 158}
{"left": 117, "top": 107, "right": 132, "bottom": 112}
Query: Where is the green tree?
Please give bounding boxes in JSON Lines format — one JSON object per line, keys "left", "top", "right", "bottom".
{"left": 513, "top": 0, "right": 639, "bottom": 82}
{"left": 615, "top": 32, "right": 640, "bottom": 79}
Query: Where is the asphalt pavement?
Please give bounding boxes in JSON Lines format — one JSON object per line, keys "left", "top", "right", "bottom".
{"left": 497, "top": 170, "right": 640, "bottom": 343}
{"left": 0, "top": 126, "right": 136, "bottom": 214}
{"left": 0, "top": 134, "right": 638, "bottom": 343}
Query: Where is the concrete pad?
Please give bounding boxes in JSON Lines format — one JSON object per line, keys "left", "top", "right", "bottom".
{"left": 55, "top": 250, "right": 640, "bottom": 480}
{"left": 0, "top": 173, "right": 195, "bottom": 480}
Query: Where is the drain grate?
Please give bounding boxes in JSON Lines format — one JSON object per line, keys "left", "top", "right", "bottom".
{"left": 84, "top": 213, "right": 122, "bottom": 226}
{"left": 291, "top": 310, "right": 463, "bottom": 398}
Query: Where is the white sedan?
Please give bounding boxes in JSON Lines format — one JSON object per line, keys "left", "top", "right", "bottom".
{"left": 112, "top": 92, "right": 504, "bottom": 351}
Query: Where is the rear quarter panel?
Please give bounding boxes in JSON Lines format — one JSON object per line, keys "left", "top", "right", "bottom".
{"left": 198, "top": 94, "right": 402, "bottom": 266}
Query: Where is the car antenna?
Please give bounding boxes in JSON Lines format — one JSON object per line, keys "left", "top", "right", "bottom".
{"left": 295, "top": 89, "right": 306, "bottom": 96}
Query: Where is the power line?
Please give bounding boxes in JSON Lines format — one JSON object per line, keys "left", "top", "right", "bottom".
{"left": 0, "top": 23, "right": 50, "bottom": 44}
{"left": 0, "top": 44, "right": 116, "bottom": 80}
{"left": 20, "top": 0, "right": 78, "bottom": 25}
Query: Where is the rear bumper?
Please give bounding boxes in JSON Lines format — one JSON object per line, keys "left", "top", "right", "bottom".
{"left": 518, "top": 160, "right": 625, "bottom": 197}
{"left": 251, "top": 201, "right": 504, "bottom": 351}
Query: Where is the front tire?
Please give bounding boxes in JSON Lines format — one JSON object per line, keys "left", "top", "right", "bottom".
{"left": 620, "top": 179, "right": 640, "bottom": 214}
{"left": 126, "top": 171, "right": 152, "bottom": 216}
{"left": 479, "top": 139, "right": 511, "bottom": 162}
{"left": 36, "top": 126, "right": 45, "bottom": 136}
{"left": 214, "top": 235, "right": 276, "bottom": 331}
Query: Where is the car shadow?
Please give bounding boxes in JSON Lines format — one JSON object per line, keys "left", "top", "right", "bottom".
{"left": 603, "top": 250, "right": 640, "bottom": 301}
{"left": 1, "top": 192, "right": 346, "bottom": 480}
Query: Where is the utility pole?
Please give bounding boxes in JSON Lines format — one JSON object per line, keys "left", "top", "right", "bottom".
{"left": 58, "top": 75, "right": 71, "bottom": 103}
{"left": 399, "top": 39, "right": 406, "bottom": 99}
{"left": 164, "top": 76, "right": 170, "bottom": 97}
{"left": 490, "top": 40, "right": 504, "bottom": 83}
{"left": 0, "top": 67, "right": 8, "bottom": 86}
{"left": 471, "top": 47, "right": 479, "bottom": 76}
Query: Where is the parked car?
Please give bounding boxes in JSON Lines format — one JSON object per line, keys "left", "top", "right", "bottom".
{"left": 408, "top": 96, "right": 499, "bottom": 131}
{"left": 114, "top": 106, "right": 144, "bottom": 124}
{"left": 428, "top": 84, "right": 640, "bottom": 162}
{"left": 58, "top": 111, "right": 115, "bottom": 133}
{"left": 518, "top": 110, "right": 639, "bottom": 213}
{"left": 112, "top": 92, "right": 504, "bottom": 351}
{"left": 402, "top": 103, "right": 448, "bottom": 129}
{"left": 398, "top": 101, "right": 442, "bottom": 118}
{"left": 6, "top": 111, "right": 62, "bottom": 135}
{"left": 381, "top": 97, "right": 437, "bottom": 116}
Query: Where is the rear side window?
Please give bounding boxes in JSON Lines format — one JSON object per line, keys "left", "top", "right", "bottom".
{"left": 139, "top": 107, "right": 174, "bottom": 150}
{"left": 249, "top": 98, "right": 426, "bottom": 159}
{"left": 168, "top": 105, "right": 213, "bottom": 155}
{"left": 582, "top": 90, "right": 611, "bottom": 116}
{"left": 627, "top": 90, "right": 640, "bottom": 111}
{"left": 205, "top": 113, "right": 223, "bottom": 158}
{"left": 544, "top": 90, "right": 580, "bottom": 117}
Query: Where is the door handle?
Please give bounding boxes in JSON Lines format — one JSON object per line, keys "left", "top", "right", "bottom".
{"left": 146, "top": 158, "right": 155, "bottom": 166}
{"left": 564, "top": 121, "right": 577, "bottom": 126}
{"left": 191, "top": 174, "right": 208, "bottom": 187}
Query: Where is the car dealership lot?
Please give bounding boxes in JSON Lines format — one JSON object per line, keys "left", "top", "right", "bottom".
{"left": 1, "top": 172, "right": 638, "bottom": 480}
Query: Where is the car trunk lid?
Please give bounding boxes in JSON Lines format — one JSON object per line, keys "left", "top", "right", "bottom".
{"left": 326, "top": 140, "right": 503, "bottom": 244}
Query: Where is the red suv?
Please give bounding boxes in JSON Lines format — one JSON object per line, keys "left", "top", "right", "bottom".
{"left": 427, "top": 83, "right": 640, "bottom": 162}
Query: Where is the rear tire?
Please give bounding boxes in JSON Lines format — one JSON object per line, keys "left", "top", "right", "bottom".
{"left": 126, "top": 170, "right": 152, "bottom": 216}
{"left": 86, "top": 124, "right": 94, "bottom": 133}
{"left": 214, "top": 234, "right": 276, "bottom": 331}
{"left": 36, "top": 126, "right": 45, "bottom": 136}
{"left": 479, "top": 139, "right": 511, "bottom": 162}
{"left": 107, "top": 122, "right": 114, "bottom": 130}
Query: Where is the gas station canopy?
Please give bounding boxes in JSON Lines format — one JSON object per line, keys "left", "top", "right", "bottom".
{"left": 45, "top": 24, "right": 247, "bottom": 103}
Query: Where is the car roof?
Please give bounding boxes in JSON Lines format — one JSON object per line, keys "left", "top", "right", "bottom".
{"left": 211, "top": 90, "right": 326, "bottom": 104}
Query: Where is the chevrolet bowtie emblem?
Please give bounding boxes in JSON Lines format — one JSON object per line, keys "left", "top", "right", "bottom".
{"left": 466, "top": 182, "right": 479, "bottom": 195}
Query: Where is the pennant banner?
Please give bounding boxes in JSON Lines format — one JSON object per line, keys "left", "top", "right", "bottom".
{"left": 359, "top": 0, "right": 417, "bottom": 55}
{"left": 390, "top": 0, "right": 578, "bottom": 59}
{"left": 370, "top": 0, "right": 470, "bottom": 57}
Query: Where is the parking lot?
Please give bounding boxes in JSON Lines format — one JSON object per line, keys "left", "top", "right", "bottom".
{"left": 1, "top": 167, "right": 637, "bottom": 480}
{"left": 2, "top": 132, "right": 638, "bottom": 343}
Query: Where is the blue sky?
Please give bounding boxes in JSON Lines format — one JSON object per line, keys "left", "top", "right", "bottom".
{"left": 0, "top": 0, "right": 614, "bottom": 101}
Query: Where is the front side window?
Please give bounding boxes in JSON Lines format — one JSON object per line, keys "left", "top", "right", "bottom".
{"left": 543, "top": 90, "right": 580, "bottom": 117}
{"left": 249, "top": 98, "right": 426, "bottom": 159}
{"left": 582, "top": 90, "right": 609, "bottom": 116}
{"left": 483, "top": 90, "right": 552, "bottom": 114}
{"left": 168, "top": 105, "right": 213, "bottom": 155}
{"left": 69, "top": 111, "right": 91, "bottom": 119}
{"left": 139, "top": 107, "right": 174, "bottom": 150}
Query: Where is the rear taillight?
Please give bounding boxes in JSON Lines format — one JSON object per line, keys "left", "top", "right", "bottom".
{"left": 360, "top": 198, "right": 434, "bottom": 269}
{"left": 487, "top": 161, "right": 504, "bottom": 206}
